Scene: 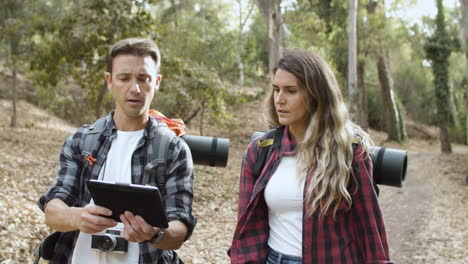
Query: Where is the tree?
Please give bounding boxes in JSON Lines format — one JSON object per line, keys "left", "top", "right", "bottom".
{"left": 347, "top": 0, "right": 359, "bottom": 121}
{"left": 256, "top": 0, "right": 289, "bottom": 76}
{"left": 236, "top": 0, "right": 255, "bottom": 86}
{"left": 0, "top": 0, "right": 26, "bottom": 127}
{"left": 459, "top": 0, "right": 468, "bottom": 186}
{"left": 370, "top": 0, "right": 407, "bottom": 142}
{"left": 154, "top": 56, "right": 234, "bottom": 135}
{"left": 376, "top": 51, "right": 407, "bottom": 142}
{"left": 425, "top": 0, "right": 454, "bottom": 152}
{"left": 30, "top": 0, "right": 160, "bottom": 123}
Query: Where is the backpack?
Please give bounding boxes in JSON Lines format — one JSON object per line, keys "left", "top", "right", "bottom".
{"left": 251, "top": 127, "right": 379, "bottom": 195}
{"left": 251, "top": 127, "right": 284, "bottom": 181}
{"left": 34, "top": 113, "right": 180, "bottom": 263}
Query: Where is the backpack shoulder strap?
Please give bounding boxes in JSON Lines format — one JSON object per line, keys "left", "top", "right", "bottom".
{"left": 252, "top": 126, "right": 283, "bottom": 181}
{"left": 143, "top": 122, "right": 173, "bottom": 188}
{"left": 79, "top": 117, "right": 107, "bottom": 206}
{"left": 351, "top": 136, "right": 380, "bottom": 196}
{"left": 82, "top": 117, "right": 107, "bottom": 155}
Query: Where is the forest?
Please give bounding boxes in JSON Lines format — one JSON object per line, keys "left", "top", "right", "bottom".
{"left": 0, "top": 0, "right": 467, "bottom": 263}
{"left": 1, "top": 0, "right": 467, "bottom": 146}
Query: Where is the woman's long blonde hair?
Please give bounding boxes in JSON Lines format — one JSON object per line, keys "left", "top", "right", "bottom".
{"left": 265, "top": 51, "right": 372, "bottom": 219}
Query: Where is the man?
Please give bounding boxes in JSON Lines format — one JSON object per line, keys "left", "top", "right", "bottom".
{"left": 37, "top": 38, "right": 196, "bottom": 263}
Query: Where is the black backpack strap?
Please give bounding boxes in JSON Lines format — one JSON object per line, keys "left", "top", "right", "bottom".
{"left": 79, "top": 117, "right": 107, "bottom": 206}
{"left": 352, "top": 136, "right": 379, "bottom": 196}
{"left": 252, "top": 127, "right": 283, "bottom": 181}
{"left": 81, "top": 117, "right": 107, "bottom": 159}
{"left": 143, "top": 122, "right": 173, "bottom": 189}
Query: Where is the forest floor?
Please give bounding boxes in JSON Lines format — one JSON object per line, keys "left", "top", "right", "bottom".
{"left": 0, "top": 98, "right": 467, "bottom": 264}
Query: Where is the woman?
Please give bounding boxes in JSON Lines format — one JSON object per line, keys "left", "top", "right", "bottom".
{"left": 229, "top": 51, "right": 393, "bottom": 264}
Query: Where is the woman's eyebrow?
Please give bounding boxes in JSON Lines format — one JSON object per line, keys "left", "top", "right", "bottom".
{"left": 272, "top": 83, "right": 298, "bottom": 88}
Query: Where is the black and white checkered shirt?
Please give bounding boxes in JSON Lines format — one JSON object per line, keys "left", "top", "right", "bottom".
{"left": 38, "top": 112, "right": 196, "bottom": 263}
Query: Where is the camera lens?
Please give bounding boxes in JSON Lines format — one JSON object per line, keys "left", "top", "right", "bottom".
{"left": 97, "top": 234, "right": 117, "bottom": 252}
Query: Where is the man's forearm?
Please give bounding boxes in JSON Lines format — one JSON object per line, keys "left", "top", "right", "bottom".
{"left": 44, "top": 198, "right": 81, "bottom": 232}
{"left": 151, "top": 220, "right": 188, "bottom": 250}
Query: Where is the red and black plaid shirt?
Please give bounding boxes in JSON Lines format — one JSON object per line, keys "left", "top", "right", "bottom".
{"left": 229, "top": 126, "right": 394, "bottom": 264}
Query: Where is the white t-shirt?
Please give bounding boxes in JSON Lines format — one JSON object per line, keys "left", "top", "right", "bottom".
{"left": 72, "top": 129, "right": 144, "bottom": 264}
{"left": 264, "top": 155, "right": 305, "bottom": 257}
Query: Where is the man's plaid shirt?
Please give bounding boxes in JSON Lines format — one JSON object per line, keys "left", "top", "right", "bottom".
{"left": 38, "top": 112, "right": 196, "bottom": 264}
{"left": 229, "top": 126, "right": 394, "bottom": 264}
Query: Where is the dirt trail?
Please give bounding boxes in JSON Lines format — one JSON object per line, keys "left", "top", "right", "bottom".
{"left": 378, "top": 144, "right": 468, "bottom": 264}
{"left": 0, "top": 99, "right": 467, "bottom": 263}
{"left": 380, "top": 152, "right": 436, "bottom": 260}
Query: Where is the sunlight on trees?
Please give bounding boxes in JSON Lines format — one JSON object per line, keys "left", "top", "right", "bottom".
{"left": 0, "top": 0, "right": 466, "bottom": 145}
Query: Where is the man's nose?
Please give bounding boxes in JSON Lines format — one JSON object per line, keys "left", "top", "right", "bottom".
{"left": 130, "top": 81, "right": 141, "bottom": 94}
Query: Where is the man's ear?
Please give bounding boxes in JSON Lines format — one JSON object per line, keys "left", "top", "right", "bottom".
{"left": 105, "top": 72, "right": 113, "bottom": 94}
{"left": 155, "top": 74, "right": 162, "bottom": 91}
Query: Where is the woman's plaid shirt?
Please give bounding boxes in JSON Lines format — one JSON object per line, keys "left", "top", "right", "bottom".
{"left": 37, "top": 113, "right": 196, "bottom": 263}
{"left": 229, "top": 126, "right": 394, "bottom": 264}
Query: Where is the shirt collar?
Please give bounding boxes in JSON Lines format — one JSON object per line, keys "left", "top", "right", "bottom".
{"left": 280, "top": 125, "right": 298, "bottom": 155}
{"left": 102, "top": 111, "right": 158, "bottom": 140}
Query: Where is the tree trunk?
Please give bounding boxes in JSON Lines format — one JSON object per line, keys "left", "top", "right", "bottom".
{"left": 256, "top": 0, "right": 284, "bottom": 76}
{"left": 461, "top": 0, "right": 468, "bottom": 145}
{"left": 268, "top": 0, "right": 282, "bottom": 76}
{"left": 449, "top": 80, "right": 460, "bottom": 127}
{"left": 10, "top": 55, "right": 17, "bottom": 127}
{"left": 440, "top": 126, "right": 452, "bottom": 152}
{"left": 170, "top": 0, "right": 178, "bottom": 27}
{"left": 9, "top": 37, "right": 20, "bottom": 128}
{"left": 429, "top": 0, "right": 452, "bottom": 152}
{"left": 377, "top": 52, "right": 402, "bottom": 141}
{"left": 368, "top": 0, "right": 406, "bottom": 141}
{"left": 347, "top": 0, "right": 359, "bottom": 121}
{"left": 357, "top": 60, "right": 369, "bottom": 130}
{"left": 199, "top": 101, "right": 205, "bottom": 136}
{"left": 185, "top": 106, "right": 201, "bottom": 125}
{"left": 95, "top": 80, "right": 107, "bottom": 119}
{"left": 237, "top": 0, "right": 245, "bottom": 86}
{"left": 433, "top": 61, "right": 453, "bottom": 152}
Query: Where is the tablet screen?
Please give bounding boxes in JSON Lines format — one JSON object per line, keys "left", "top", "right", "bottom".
{"left": 87, "top": 180, "right": 168, "bottom": 228}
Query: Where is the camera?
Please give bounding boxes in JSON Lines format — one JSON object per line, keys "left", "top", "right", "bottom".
{"left": 91, "top": 228, "right": 128, "bottom": 253}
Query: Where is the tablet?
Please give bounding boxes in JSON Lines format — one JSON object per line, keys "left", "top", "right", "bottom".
{"left": 87, "top": 180, "right": 168, "bottom": 228}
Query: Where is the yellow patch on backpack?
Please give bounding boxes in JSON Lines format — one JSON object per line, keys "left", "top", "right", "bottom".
{"left": 258, "top": 138, "right": 274, "bottom": 148}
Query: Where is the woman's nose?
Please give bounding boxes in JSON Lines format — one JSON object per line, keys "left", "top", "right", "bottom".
{"left": 276, "top": 91, "right": 286, "bottom": 104}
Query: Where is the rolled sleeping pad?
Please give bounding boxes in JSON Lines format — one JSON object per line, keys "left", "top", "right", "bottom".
{"left": 369, "top": 146, "right": 407, "bottom": 188}
{"left": 250, "top": 131, "right": 407, "bottom": 188}
{"left": 181, "top": 135, "right": 230, "bottom": 167}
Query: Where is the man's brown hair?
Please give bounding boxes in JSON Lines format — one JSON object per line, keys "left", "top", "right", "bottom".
{"left": 106, "top": 38, "right": 161, "bottom": 73}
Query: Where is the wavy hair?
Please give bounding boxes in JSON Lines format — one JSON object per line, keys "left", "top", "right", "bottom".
{"left": 265, "top": 50, "right": 372, "bottom": 219}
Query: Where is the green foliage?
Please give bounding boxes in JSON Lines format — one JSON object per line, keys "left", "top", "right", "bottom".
{"left": 366, "top": 83, "right": 385, "bottom": 130}
{"left": 1, "top": 0, "right": 464, "bottom": 139}
{"left": 154, "top": 55, "right": 235, "bottom": 131}
{"left": 23, "top": 0, "right": 238, "bottom": 131}
{"left": 157, "top": 2, "right": 235, "bottom": 71}
{"left": 242, "top": 13, "right": 269, "bottom": 77}
{"left": 29, "top": 0, "right": 161, "bottom": 123}
{"left": 424, "top": 0, "right": 456, "bottom": 125}
{"left": 392, "top": 43, "right": 435, "bottom": 124}
{"left": 395, "top": 95, "right": 408, "bottom": 141}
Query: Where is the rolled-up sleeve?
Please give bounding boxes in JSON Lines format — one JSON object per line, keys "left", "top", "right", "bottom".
{"left": 165, "top": 137, "right": 197, "bottom": 240}
{"left": 351, "top": 145, "right": 394, "bottom": 264}
{"left": 37, "top": 131, "right": 83, "bottom": 211}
